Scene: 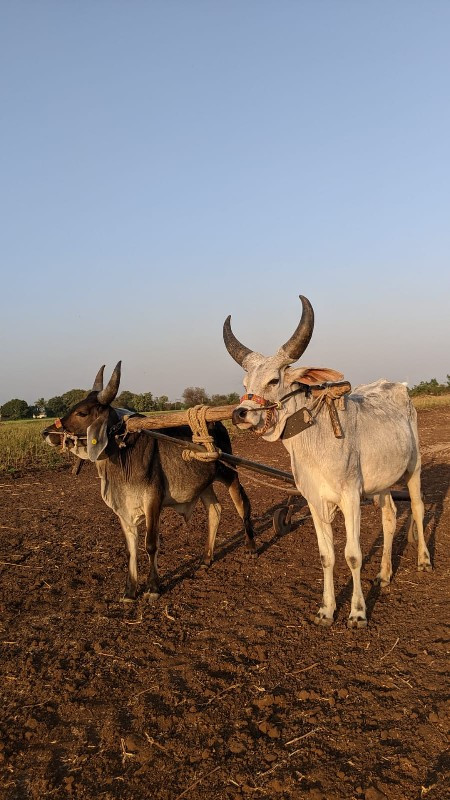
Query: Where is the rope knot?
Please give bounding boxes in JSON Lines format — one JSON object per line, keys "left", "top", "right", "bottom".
{"left": 183, "top": 405, "right": 221, "bottom": 462}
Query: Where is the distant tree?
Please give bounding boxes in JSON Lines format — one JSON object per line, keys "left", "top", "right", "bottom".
{"left": 61, "top": 389, "right": 87, "bottom": 410}
{"left": 46, "top": 396, "right": 66, "bottom": 417}
{"left": 409, "top": 377, "right": 450, "bottom": 397}
{"left": 32, "top": 398, "right": 48, "bottom": 417}
{"left": 210, "top": 394, "right": 226, "bottom": 406}
{"left": 0, "top": 399, "right": 30, "bottom": 420}
{"left": 133, "top": 392, "right": 154, "bottom": 412}
{"left": 114, "top": 391, "right": 136, "bottom": 410}
{"left": 154, "top": 395, "right": 169, "bottom": 411}
{"left": 210, "top": 392, "right": 240, "bottom": 406}
{"left": 167, "top": 400, "right": 183, "bottom": 410}
{"left": 182, "top": 387, "right": 210, "bottom": 408}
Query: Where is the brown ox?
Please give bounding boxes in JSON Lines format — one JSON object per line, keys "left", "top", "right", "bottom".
{"left": 43, "top": 362, "right": 256, "bottom": 600}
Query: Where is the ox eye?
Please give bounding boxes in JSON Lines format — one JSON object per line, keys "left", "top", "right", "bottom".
{"left": 268, "top": 378, "right": 279, "bottom": 386}
{"left": 77, "top": 411, "right": 88, "bottom": 418}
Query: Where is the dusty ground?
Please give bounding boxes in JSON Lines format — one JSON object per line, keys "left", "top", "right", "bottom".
{"left": 0, "top": 408, "right": 449, "bottom": 800}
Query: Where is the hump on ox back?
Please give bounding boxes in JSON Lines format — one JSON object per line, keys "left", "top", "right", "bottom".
{"left": 42, "top": 361, "right": 257, "bottom": 601}
{"left": 223, "top": 293, "right": 432, "bottom": 628}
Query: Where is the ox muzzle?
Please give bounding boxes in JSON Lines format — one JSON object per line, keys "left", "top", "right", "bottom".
{"left": 42, "top": 420, "right": 89, "bottom": 456}
{"left": 232, "top": 394, "right": 279, "bottom": 435}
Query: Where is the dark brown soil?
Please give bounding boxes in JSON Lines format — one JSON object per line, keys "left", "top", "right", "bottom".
{"left": 1, "top": 409, "right": 449, "bottom": 800}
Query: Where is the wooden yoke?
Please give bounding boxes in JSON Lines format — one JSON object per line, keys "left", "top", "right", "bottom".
{"left": 310, "top": 380, "right": 351, "bottom": 401}
{"left": 124, "top": 404, "right": 236, "bottom": 433}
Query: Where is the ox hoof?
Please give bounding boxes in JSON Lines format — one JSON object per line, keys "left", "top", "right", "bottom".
{"left": 313, "top": 613, "right": 333, "bottom": 628}
{"left": 347, "top": 616, "right": 367, "bottom": 629}
{"left": 373, "top": 574, "right": 391, "bottom": 588}
{"left": 121, "top": 595, "right": 137, "bottom": 604}
{"left": 143, "top": 591, "right": 161, "bottom": 603}
{"left": 200, "top": 561, "right": 211, "bottom": 570}
{"left": 418, "top": 562, "right": 432, "bottom": 572}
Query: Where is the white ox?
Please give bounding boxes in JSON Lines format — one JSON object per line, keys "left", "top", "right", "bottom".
{"left": 223, "top": 295, "right": 432, "bottom": 627}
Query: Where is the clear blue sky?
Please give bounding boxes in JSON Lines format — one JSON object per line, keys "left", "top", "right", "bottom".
{"left": 1, "top": 1, "right": 449, "bottom": 405}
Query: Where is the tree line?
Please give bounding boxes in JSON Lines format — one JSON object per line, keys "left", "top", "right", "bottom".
{"left": 3, "top": 376, "right": 449, "bottom": 421}
{"left": 0, "top": 386, "right": 240, "bottom": 421}
{"left": 408, "top": 376, "right": 450, "bottom": 396}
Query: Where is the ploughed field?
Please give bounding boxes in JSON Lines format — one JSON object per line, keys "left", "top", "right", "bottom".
{"left": 0, "top": 408, "right": 449, "bottom": 800}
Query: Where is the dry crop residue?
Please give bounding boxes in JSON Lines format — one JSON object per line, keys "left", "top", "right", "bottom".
{"left": 0, "top": 408, "right": 449, "bottom": 800}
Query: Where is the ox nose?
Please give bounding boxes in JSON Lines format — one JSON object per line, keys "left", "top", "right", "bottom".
{"left": 232, "top": 407, "right": 248, "bottom": 426}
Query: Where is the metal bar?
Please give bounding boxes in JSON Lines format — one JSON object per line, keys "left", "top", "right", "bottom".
{"left": 219, "top": 452, "right": 298, "bottom": 485}
{"left": 390, "top": 490, "right": 411, "bottom": 501}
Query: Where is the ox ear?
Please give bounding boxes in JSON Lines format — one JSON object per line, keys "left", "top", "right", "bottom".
{"left": 286, "top": 366, "right": 344, "bottom": 386}
{"left": 86, "top": 418, "right": 109, "bottom": 461}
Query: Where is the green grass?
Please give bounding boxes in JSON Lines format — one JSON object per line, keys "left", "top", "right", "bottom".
{"left": 0, "top": 418, "right": 69, "bottom": 474}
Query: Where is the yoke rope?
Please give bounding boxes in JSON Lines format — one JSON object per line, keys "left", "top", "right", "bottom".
{"left": 182, "top": 405, "right": 221, "bottom": 463}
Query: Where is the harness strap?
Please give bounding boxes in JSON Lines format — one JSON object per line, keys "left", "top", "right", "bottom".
{"left": 311, "top": 393, "right": 343, "bottom": 438}
{"left": 279, "top": 380, "right": 351, "bottom": 404}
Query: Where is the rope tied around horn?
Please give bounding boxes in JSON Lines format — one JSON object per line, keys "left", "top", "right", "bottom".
{"left": 181, "top": 405, "right": 222, "bottom": 463}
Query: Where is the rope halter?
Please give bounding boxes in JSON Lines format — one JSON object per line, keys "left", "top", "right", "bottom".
{"left": 239, "top": 393, "right": 281, "bottom": 436}
{"left": 52, "top": 417, "right": 87, "bottom": 454}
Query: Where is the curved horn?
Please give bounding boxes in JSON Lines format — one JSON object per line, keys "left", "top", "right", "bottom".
{"left": 97, "top": 361, "right": 121, "bottom": 405}
{"left": 223, "top": 315, "right": 253, "bottom": 367}
{"left": 279, "top": 295, "right": 314, "bottom": 362}
{"left": 92, "top": 365, "right": 105, "bottom": 392}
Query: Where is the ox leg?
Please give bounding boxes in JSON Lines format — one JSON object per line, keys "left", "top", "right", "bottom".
{"left": 227, "top": 476, "right": 257, "bottom": 556}
{"left": 143, "top": 495, "right": 163, "bottom": 599}
{"left": 341, "top": 492, "right": 367, "bottom": 628}
{"left": 374, "top": 491, "right": 397, "bottom": 587}
{"left": 200, "top": 486, "right": 222, "bottom": 567}
{"left": 309, "top": 504, "right": 336, "bottom": 627}
{"left": 406, "top": 468, "right": 432, "bottom": 572}
{"left": 119, "top": 518, "right": 139, "bottom": 601}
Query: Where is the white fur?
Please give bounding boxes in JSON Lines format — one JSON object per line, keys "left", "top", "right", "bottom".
{"left": 234, "top": 353, "right": 432, "bottom": 626}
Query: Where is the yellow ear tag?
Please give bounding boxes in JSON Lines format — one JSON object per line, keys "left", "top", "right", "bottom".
{"left": 91, "top": 438, "right": 97, "bottom": 445}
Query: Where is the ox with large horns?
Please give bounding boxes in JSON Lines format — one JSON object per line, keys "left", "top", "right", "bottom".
{"left": 43, "top": 362, "right": 256, "bottom": 601}
{"left": 223, "top": 295, "right": 432, "bottom": 627}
